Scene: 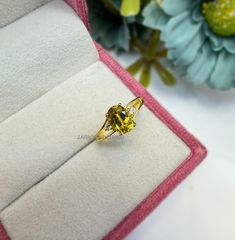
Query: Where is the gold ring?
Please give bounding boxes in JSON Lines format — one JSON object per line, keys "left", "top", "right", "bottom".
{"left": 96, "top": 97, "right": 144, "bottom": 141}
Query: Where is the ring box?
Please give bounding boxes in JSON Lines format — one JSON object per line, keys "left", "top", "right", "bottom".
{"left": 0, "top": 1, "right": 207, "bottom": 239}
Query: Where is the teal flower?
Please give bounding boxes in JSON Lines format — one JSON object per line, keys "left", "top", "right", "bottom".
{"left": 142, "top": 0, "right": 235, "bottom": 90}
{"left": 87, "top": 0, "right": 176, "bottom": 87}
{"left": 87, "top": 0, "right": 130, "bottom": 51}
{"left": 87, "top": 0, "right": 150, "bottom": 51}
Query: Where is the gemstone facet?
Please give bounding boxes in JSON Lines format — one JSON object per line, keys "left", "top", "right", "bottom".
{"left": 106, "top": 105, "right": 136, "bottom": 134}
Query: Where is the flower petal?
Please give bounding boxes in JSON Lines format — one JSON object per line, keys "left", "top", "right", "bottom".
{"left": 209, "top": 51, "right": 235, "bottom": 89}
{"left": 192, "top": 5, "right": 204, "bottom": 22}
{"left": 186, "top": 42, "right": 217, "bottom": 84}
{"left": 171, "top": 30, "right": 205, "bottom": 65}
{"left": 161, "top": 0, "right": 192, "bottom": 16}
{"left": 142, "top": 1, "right": 169, "bottom": 30}
{"left": 102, "top": 26, "right": 119, "bottom": 49}
{"left": 203, "top": 24, "right": 224, "bottom": 51}
{"left": 223, "top": 37, "right": 235, "bottom": 54}
{"left": 167, "top": 49, "right": 175, "bottom": 60}
{"left": 117, "top": 19, "right": 130, "bottom": 51}
{"left": 161, "top": 12, "right": 202, "bottom": 49}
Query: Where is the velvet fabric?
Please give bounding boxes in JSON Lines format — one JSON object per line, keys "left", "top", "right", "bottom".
{"left": 0, "top": 1, "right": 207, "bottom": 239}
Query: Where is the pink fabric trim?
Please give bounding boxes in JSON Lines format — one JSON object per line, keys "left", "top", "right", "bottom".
{"left": 0, "top": 1, "right": 207, "bottom": 239}
{"left": 0, "top": 223, "right": 9, "bottom": 240}
{"left": 97, "top": 46, "right": 207, "bottom": 240}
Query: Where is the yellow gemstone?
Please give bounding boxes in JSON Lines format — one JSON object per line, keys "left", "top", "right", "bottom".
{"left": 107, "top": 105, "right": 136, "bottom": 134}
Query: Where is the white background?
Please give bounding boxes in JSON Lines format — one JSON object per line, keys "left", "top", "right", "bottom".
{"left": 112, "top": 52, "right": 235, "bottom": 240}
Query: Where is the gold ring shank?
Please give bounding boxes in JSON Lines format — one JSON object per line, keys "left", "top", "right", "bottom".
{"left": 96, "top": 97, "right": 144, "bottom": 141}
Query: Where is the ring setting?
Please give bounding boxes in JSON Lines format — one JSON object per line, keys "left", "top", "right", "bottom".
{"left": 96, "top": 97, "right": 144, "bottom": 141}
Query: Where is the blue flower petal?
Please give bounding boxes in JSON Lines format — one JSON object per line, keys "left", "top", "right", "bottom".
{"left": 142, "top": 1, "right": 169, "bottom": 30}
{"left": 172, "top": 31, "right": 205, "bottom": 65}
{"left": 192, "top": 6, "right": 204, "bottom": 22}
{"left": 153, "top": 0, "right": 235, "bottom": 89}
{"left": 161, "top": 0, "right": 192, "bottom": 16}
{"left": 209, "top": 51, "right": 235, "bottom": 89}
{"left": 203, "top": 24, "right": 224, "bottom": 51}
{"left": 161, "top": 12, "right": 202, "bottom": 49}
{"left": 186, "top": 42, "right": 217, "bottom": 84}
{"left": 223, "top": 37, "right": 235, "bottom": 54}
{"left": 167, "top": 49, "right": 174, "bottom": 60}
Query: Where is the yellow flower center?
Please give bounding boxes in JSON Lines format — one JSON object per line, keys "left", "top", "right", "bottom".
{"left": 202, "top": 0, "right": 235, "bottom": 36}
{"left": 107, "top": 105, "right": 136, "bottom": 134}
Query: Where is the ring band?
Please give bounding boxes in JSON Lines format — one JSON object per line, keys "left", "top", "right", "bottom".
{"left": 96, "top": 97, "right": 144, "bottom": 141}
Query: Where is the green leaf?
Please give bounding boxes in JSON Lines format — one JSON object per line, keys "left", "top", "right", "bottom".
{"left": 156, "top": 49, "right": 167, "bottom": 58}
{"left": 121, "top": 0, "right": 140, "bottom": 16}
{"left": 101, "top": 0, "right": 121, "bottom": 16}
{"left": 140, "top": 62, "right": 151, "bottom": 87}
{"left": 153, "top": 60, "right": 176, "bottom": 86}
{"left": 126, "top": 58, "right": 145, "bottom": 75}
{"left": 144, "top": 31, "right": 160, "bottom": 60}
{"left": 130, "top": 37, "right": 145, "bottom": 53}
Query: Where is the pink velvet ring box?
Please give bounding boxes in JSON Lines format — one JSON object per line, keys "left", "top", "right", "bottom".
{"left": 0, "top": 0, "right": 207, "bottom": 239}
